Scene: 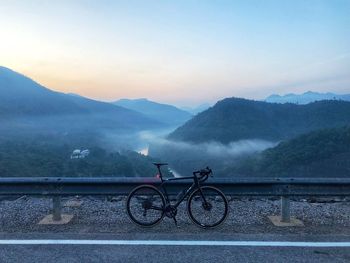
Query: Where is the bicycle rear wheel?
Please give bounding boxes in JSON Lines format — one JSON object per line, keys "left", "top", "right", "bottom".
{"left": 187, "top": 186, "right": 228, "bottom": 228}
{"left": 126, "top": 185, "right": 165, "bottom": 227}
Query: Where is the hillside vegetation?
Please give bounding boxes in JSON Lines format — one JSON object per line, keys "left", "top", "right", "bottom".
{"left": 0, "top": 134, "right": 161, "bottom": 177}
{"left": 169, "top": 98, "right": 350, "bottom": 143}
{"left": 254, "top": 126, "right": 350, "bottom": 177}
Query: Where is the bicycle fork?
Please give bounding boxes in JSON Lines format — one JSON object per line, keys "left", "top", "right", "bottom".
{"left": 198, "top": 187, "right": 212, "bottom": 211}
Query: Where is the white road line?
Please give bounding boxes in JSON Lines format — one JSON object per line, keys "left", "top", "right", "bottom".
{"left": 0, "top": 240, "right": 349, "bottom": 247}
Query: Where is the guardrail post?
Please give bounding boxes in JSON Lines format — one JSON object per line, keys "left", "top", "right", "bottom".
{"left": 52, "top": 196, "right": 62, "bottom": 221}
{"left": 281, "top": 196, "right": 290, "bottom": 223}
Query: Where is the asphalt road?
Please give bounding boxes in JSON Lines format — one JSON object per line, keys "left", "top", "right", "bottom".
{"left": 0, "top": 233, "right": 349, "bottom": 263}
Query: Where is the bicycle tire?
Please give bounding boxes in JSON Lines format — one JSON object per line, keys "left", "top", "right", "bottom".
{"left": 126, "top": 185, "right": 166, "bottom": 227}
{"left": 187, "top": 186, "right": 228, "bottom": 228}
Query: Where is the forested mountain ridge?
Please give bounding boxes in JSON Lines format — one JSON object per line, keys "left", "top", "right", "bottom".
{"left": 253, "top": 126, "right": 350, "bottom": 177}
{"left": 169, "top": 97, "right": 350, "bottom": 144}
{"left": 0, "top": 66, "right": 169, "bottom": 177}
{"left": 0, "top": 135, "right": 160, "bottom": 177}
{"left": 113, "top": 98, "right": 192, "bottom": 126}
{"left": 0, "top": 66, "right": 160, "bottom": 132}
{"left": 265, "top": 91, "right": 350, "bottom": 104}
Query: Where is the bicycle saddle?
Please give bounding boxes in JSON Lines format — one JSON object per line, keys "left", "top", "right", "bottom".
{"left": 152, "top": 162, "right": 168, "bottom": 167}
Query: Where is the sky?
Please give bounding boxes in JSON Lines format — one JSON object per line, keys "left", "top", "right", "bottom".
{"left": 0, "top": 0, "right": 349, "bottom": 106}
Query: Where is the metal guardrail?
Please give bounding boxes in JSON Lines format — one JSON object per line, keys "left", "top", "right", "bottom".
{"left": 0, "top": 177, "right": 349, "bottom": 223}
{"left": 0, "top": 177, "right": 349, "bottom": 196}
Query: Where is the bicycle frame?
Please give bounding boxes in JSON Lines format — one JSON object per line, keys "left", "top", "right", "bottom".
{"left": 155, "top": 166, "right": 207, "bottom": 209}
{"left": 126, "top": 164, "right": 228, "bottom": 228}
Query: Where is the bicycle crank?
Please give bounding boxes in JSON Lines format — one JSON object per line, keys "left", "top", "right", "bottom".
{"left": 164, "top": 204, "right": 177, "bottom": 218}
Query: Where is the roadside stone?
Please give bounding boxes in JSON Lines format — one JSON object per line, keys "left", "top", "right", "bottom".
{"left": 0, "top": 196, "right": 348, "bottom": 235}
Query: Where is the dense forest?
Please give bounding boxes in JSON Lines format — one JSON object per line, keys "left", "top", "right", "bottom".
{"left": 169, "top": 98, "right": 350, "bottom": 143}
{"left": 151, "top": 126, "right": 350, "bottom": 178}
{"left": 0, "top": 133, "right": 163, "bottom": 177}
{"left": 219, "top": 126, "right": 350, "bottom": 178}
{"left": 253, "top": 126, "right": 350, "bottom": 177}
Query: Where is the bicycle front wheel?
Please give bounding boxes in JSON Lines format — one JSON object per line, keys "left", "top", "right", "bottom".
{"left": 187, "top": 186, "right": 228, "bottom": 228}
{"left": 126, "top": 185, "right": 165, "bottom": 227}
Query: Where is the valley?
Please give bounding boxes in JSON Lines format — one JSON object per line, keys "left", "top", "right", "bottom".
{"left": 1, "top": 67, "right": 350, "bottom": 178}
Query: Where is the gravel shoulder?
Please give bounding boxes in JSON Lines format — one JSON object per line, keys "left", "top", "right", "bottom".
{"left": 0, "top": 196, "right": 349, "bottom": 236}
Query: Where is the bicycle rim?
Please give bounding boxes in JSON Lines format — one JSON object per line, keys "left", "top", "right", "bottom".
{"left": 187, "top": 186, "right": 228, "bottom": 228}
{"left": 126, "top": 185, "right": 165, "bottom": 227}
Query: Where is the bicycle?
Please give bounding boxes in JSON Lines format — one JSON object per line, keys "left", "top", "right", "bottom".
{"left": 126, "top": 163, "right": 228, "bottom": 228}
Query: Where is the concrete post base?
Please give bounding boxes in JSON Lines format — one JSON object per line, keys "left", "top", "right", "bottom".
{"left": 268, "top": 215, "right": 304, "bottom": 227}
{"left": 38, "top": 214, "right": 74, "bottom": 225}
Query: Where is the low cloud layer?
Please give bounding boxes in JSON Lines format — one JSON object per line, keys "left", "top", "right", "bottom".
{"left": 98, "top": 129, "right": 277, "bottom": 177}
{"left": 144, "top": 132, "right": 277, "bottom": 176}
{"left": 149, "top": 137, "right": 276, "bottom": 158}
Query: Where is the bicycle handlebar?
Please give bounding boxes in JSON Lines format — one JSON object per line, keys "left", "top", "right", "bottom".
{"left": 193, "top": 166, "right": 213, "bottom": 182}
{"left": 156, "top": 165, "right": 213, "bottom": 182}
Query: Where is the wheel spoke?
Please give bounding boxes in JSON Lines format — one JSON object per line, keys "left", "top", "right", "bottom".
{"left": 149, "top": 205, "right": 163, "bottom": 211}
{"left": 188, "top": 186, "right": 228, "bottom": 228}
{"left": 126, "top": 185, "right": 165, "bottom": 227}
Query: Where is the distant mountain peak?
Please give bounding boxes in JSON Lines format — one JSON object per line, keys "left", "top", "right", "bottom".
{"left": 0, "top": 66, "right": 26, "bottom": 80}
{"left": 265, "top": 91, "right": 350, "bottom": 104}
{"left": 0, "top": 66, "right": 53, "bottom": 96}
{"left": 0, "top": 66, "right": 161, "bottom": 130}
{"left": 0, "top": 66, "right": 29, "bottom": 78}
{"left": 119, "top": 98, "right": 148, "bottom": 102}
{"left": 304, "top": 90, "right": 317, "bottom": 95}
{"left": 112, "top": 98, "right": 192, "bottom": 126}
{"left": 0, "top": 65, "right": 11, "bottom": 71}
{"left": 66, "top": 92, "right": 84, "bottom": 98}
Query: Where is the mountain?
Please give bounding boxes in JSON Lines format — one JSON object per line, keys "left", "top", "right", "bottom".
{"left": 265, "top": 91, "right": 350, "bottom": 104}
{"left": 112, "top": 98, "right": 192, "bottom": 126}
{"left": 255, "top": 126, "right": 350, "bottom": 177}
{"left": 66, "top": 92, "right": 85, "bottom": 98}
{"left": 168, "top": 97, "right": 350, "bottom": 144}
{"left": 180, "top": 103, "right": 212, "bottom": 115}
{"left": 0, "top": 66, "right": 160, "bottom": 133}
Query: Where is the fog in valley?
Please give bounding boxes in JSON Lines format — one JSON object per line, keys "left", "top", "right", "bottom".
{"left": 1, "top": 67, "right": 350, "bottom": 178}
